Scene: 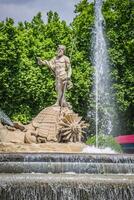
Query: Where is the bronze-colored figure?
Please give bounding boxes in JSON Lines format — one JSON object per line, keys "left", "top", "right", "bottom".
{"left": 37, "top": 45, "right": 72, "bottom": 107}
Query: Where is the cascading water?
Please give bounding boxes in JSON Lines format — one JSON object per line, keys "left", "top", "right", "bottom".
{"left": 0, "top": 153, "right": 134, "bottom": 199}
{"left": 92, "top": 0, "right": 115, "bottom": 146}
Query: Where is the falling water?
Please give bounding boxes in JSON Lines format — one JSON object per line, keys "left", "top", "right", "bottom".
{"left": 0, "top": 153, "right": 134, "bottom": 199}
{"left": 92, "top": 0, "right": 114, "bottom": 146}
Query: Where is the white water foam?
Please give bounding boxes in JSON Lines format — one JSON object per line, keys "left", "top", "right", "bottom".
{"left": 82, "top": 145, "right": 117, "bottom": 154}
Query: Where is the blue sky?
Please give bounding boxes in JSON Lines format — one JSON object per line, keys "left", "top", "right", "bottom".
{"left": 0, "top": 0, "right": 93, "bottom": 24}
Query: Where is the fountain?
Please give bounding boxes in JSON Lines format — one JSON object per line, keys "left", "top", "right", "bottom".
{"left": 92, "top": 0, "right": 116, "bottom": 146}
{"left": 0, "top": 1, "right": 134, "bottom": 200}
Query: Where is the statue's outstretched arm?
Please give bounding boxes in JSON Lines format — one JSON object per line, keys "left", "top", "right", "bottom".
{"left": 37, "top": 57, "right": 47, "bottom": 66}
{"left": 37, "top": 57, "right": 55, "bottom": 71}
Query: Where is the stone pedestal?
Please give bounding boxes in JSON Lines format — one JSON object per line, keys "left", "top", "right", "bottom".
{"left": 0, "top": 105, "right": 87, "bottom": 152}
{"left": 0, "top": 142, "right": 86, "bottom": 153}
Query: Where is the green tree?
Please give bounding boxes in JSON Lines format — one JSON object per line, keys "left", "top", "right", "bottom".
{"left": 69, "top": 0, "right": 94, "bottom": 117}
{"left": 103, "top": 0, "right": 134, "bottom": 134}
{"left": 0, "top": 3, "right": 95, "bottom": 123}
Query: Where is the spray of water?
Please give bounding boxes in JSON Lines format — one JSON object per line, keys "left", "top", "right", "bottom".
{"left": 92, "top": 0, "right": 115, "bottom": 146}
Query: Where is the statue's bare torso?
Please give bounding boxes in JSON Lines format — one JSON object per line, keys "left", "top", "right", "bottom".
{"left": 48, "top": 55, "right": 70, "bottom": 81}
{"left": 37, "top": 45, "right": 72, "bottom": 107}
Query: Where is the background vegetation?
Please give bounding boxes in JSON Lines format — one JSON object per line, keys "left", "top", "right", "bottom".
{"left": 103, "top": 0, "right": 134, "bottom": 134}
{"left": 0, "top": 0, "right": 133, "bottom": 135}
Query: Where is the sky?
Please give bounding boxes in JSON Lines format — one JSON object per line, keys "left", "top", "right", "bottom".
{"left": 0, "top": 0, "right": 93, "bottom": 24}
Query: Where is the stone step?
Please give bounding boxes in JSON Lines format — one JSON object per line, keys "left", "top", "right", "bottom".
{"left": 0, "top": 153, "right": 134, "bottom": 163}
{"left": 0, "top": 161, "right": 134, "bottom": 174}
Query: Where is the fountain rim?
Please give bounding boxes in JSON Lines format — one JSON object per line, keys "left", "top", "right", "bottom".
{"left": 0, "top": 152, "right": 134, "bottom": 157}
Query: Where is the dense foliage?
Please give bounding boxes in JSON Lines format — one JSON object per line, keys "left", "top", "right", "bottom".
{"left": 0, "top": 1, "right": 94, "bottom": 123}
{"left": 0, "top": 0, "right": 133, "bottom": 135}
{"left": 103, "top": 0, "right": 134, "bottom": 134}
